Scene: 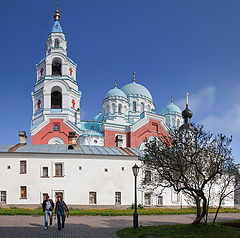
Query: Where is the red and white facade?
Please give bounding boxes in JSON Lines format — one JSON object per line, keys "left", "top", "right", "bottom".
{"left": 30, "top": 12, "right": 183, "bottom": 148}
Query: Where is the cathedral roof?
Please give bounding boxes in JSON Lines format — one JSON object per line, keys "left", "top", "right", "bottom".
{"left": 94, "top": 112, "right": 103, "bottom": 122}
{"left": 121, "top": 82, "right": 153, "bottom": 101}
{"left": 162, "top": 103, "right": 181, "bottom": 114}
{"left": 51, "top": 20, "right": 63, "bottom": 33}
{"left": 104, "top": 87, "right": 127, "bottom": 100}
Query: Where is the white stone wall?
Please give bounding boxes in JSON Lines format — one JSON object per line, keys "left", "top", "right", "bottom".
{"left": 0, "top": 153, "right": 140, "bottom": 206}
{"left": 0, "top": 152, "right": 235, "bottom": 208}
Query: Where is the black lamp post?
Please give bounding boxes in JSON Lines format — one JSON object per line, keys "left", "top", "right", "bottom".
{"left": 132, "top": 164, "right": 139, "bottom": 229}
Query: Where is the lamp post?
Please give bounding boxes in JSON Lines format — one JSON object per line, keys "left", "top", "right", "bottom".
{"left": 132, "top": 164, "right": 139, "bottom": 229}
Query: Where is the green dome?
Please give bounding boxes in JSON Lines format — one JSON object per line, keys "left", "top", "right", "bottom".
{"left": 162, "top": 103, "right": 181, "bottom": 114}
{"left": 104, "top": 87, "right": 127, "bottom": 99}
{"left": 121, "top": 82, "right": 153, "bottom": 101}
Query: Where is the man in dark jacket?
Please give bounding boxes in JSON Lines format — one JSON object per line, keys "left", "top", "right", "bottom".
{"left": 55, "top": 195, "right": 69, "bottom": 231}
{"left": 42, "top": 195, "right": 54, "bottom": 230}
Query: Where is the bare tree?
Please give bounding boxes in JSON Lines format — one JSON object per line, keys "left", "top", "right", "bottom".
{"left": 142, "top": 124, "right": 235, "bottom": 225}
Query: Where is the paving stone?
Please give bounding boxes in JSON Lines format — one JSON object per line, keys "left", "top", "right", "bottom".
{"left": 0, "top": 213, "right": 239, "bottom": 238}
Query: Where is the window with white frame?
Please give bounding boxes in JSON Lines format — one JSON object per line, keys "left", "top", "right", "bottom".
{"left": 55, "top": 163, "right": 63, "bottom": 177}
{"left": 133, "top": 102, "right": 137, "bottom": 112}
{"left": 55, "top": 191, "right": 64, "bottom": 202}
{"left": 89, "top": 192, "right": 97, "bottom": 204}
{"left": 42, "top": 167, "right": 48, "bottom": 177}
{"left": 157, "top": 195, "right": 163, "bottom": 206}
{"left": 144, "top": 170, "right": 151, "bottom": 182}
{"left": 0, "top": 191, "right": 6, "bottom": 203}
{"left": 144, "top": 193, "right": 151, "bottom": 206}
{"left": 115, "top": 192, "right": 121, "bottom": 205}
{"left": 172, "top": 190, "right": 180, "bottom": 203}
{"left": 20, "top": 186, "right": 27, "bottom": 199}
{"left": 141, "top": 102, "right": 144, "bottom": 112}
{"left": 20, "top": 161, "right": 27, "bottom": 174}
{"left": 118, "top": 104, "right": 122, "bottom": 114}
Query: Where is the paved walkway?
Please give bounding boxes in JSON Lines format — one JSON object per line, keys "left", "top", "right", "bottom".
{"left": 0, "top": 213, "right": 239, "bottom": 238}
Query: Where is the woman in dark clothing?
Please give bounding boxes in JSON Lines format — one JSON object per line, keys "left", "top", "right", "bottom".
{"left": 55, "top": 196, "right": 69, "bottom": 231}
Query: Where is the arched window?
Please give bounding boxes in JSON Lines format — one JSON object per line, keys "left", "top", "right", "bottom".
{"left": 141, "top": 102, "right": 145, "bottom": 112}
{"left": 118, "top": 104, "right": 122, "bottom": 114}
{"left": 172, "top": 118, "right": 176, "bottom": 126}
{"left": 51, "top": 87, "right": 62, "bottom": 109}
{"left": 133, "top": 102, "right": 137, "bottom": 112}
{"left": 177, "top": 119, "right": 180, "bottom": 128}
{"left": 106, "top": 105, "right": 109, "bottom": 114}
{"left": 53, "top": 124, "right": 60, "bottom": 132}
{"left": 112, "top": 103, "right": 116, "bottom": 113}
{"left": 54, "top": 39, "right": 60, "bottom": 48}
{"left": 148, "top": 105, "right": 151, "bottom": 112}
{"left": 52, "top": 58, "right": 62, "bottom": 76}
{"left": 124, "top": 106, "right": 127, "bottom": 114}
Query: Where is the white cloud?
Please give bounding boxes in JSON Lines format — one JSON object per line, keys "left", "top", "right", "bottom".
{"left": 176, "top": 86, "right": 216, "bottom": 112}
{"left": 202, "top": 103, "right": 240, "bottom": 134}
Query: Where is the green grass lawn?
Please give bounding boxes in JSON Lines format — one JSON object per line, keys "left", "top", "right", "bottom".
{"left": 117, "top": 223, "right": 240, "bottom": 238}
{"left": 0, "top": 207, "right": 239, "bottom": 216}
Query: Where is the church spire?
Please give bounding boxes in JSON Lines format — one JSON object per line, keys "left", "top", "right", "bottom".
{"left": 51, "top": 5, "right": 63, "bottom": 33}
{"left": 54, "top": 4, "right": 60, "bottom": 21}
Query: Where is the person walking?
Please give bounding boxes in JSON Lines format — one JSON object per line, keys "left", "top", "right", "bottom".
{"left": 42, "top": 195, "right": 54, "bottom": 230}
{"left": 55, "top": 195, "right": 69, "bottom": 231}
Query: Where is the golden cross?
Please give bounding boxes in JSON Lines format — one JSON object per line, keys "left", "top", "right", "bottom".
{"left": 186, "top": 92, "right": 189, "bottom": 106}
{"left": 171, "top": 96, "right": 173, "bottom": 103}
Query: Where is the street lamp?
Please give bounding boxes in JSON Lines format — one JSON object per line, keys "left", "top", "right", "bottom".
{"left": 132, "top": 164, "right": 139, "bottom": 229}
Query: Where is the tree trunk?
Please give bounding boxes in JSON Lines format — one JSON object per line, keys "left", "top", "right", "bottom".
{"left": 192, "top": 196, "right": 207, "bottom": 225}
{"left": 213, "top": 199, "right": 222, "bottom": 225}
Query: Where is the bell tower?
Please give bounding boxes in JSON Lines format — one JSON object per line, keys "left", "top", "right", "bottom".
{"left": 31, "top": 6, "right": 82, "bottom": 144}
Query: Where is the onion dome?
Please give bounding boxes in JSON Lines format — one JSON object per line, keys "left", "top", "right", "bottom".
{"left": 162, "top": 103, "right": 181, "bottom": 114}
{"left": 179, "top": 92, "right": 194, "bottom": 131}
{"left": 121, "top": 72, "right": 153, "bottom": 101}
{"left": 182, "top": 106, "right": 193, "bottom": 119}
{"left": 104, "top": 80, "right": 127, "bottom": 100}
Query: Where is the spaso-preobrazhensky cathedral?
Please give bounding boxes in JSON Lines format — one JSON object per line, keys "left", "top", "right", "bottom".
{"left": 31, "top": 7, "right": 183, "bottom": 148}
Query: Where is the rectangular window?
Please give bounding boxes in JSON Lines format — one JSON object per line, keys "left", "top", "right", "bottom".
{"left": 144, "top": 170, "right": 151, "bottom": 182}
{"left": 157, "top": 195, "right": 163, "bottom": 206}
{"left": 89, "top": 192, "right": 97, "bottom": 204}
{"left": 55, "top": 191, "right": 64, "bottom": 202}
{"left": 53, "top": 124, "right": 60, "bottom": 132}
{"left": 115, "top": 192, "right": 121, "bottom": 205}
{"left": 0, "top": 191, "right": 6, "bottom": 203}
{"left": 172, "top": 190, "right": 180, "bottom": 203}
{"left": 42, "top": 193, "right": 48, "bottom": 201}
{"left": 55, "top": 163, "right": 63, "bottom": 177}
{"left": 20, "top": 161, "right": 27, "bottom": 174}
{"left": 20, "top": 186, "right": 27, "bottom": 199}
{"left": 42, "top": 167, "right": 48, "bottom": 177}
{"left": 144, "top": 193, "right": 151, "bottom": 206}
{"left": 152, "top": 123, "right": 158, "bottom": 132}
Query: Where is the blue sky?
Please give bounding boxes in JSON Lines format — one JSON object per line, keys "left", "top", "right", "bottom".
{"left": 1, "top": 0, "right": 240, "bottom": 162}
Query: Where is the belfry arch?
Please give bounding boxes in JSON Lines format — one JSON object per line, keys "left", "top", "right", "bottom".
{"left": 51, "top": 86, "right": 62, "bottom": 109}
{"left": 52, "top": 57, "right": 62, "bottom": 76}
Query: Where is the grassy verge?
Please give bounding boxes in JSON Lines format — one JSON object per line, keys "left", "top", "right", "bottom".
{"left": 117, "top": 223, "right": 240, "bottom": 238}
{"left": 0, "top": 207, "right": 239, "bottom": 216}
